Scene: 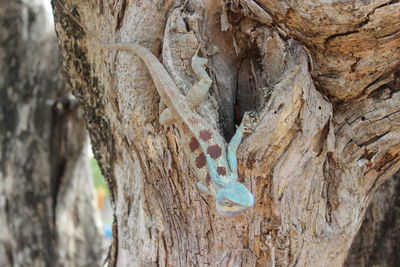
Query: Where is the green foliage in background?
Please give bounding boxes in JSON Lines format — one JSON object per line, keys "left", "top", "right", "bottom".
{"left": 90, "top": 157, "right": 109, "bottom": 196}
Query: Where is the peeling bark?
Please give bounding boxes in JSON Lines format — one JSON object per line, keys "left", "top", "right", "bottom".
{"left": 253, "top": 0, "right": 400, "bottom": 101}
{"left": 53, "top": 0, "right": 400, "bottom": 266}
{"left": 0, "top": 0, "right": 103, "bottom": 266}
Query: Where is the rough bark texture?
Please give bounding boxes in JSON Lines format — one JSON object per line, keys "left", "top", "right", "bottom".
{"left": 53, "top": 0, "right": 400, "bottom": 266}
{"left": 346, "top": 171, "right": 400, "bottom": 267}
{"left": 0, "top": 0, "right": 103, "bottom": 266}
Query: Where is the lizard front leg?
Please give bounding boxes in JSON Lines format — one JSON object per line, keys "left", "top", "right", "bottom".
{"left": 159, "top": 49, "right": 212, "bottom": 126}
{"left": 227, "top": 112, "right": 252, "bottom": 179}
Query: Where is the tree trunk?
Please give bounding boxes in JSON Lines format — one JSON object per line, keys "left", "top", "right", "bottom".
{"left": 346, "top": 170, "right": 400, "bottom": 267}
{"left": 53, "top": 0, "right": 400, "bottom": 266}
{"left": 0, "top": 0, "right": 103, "bottom": 266}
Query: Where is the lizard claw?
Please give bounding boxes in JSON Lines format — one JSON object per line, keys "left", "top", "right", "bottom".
{"left": 239, "top": 123, "right": 252, "bottom": 134}
{"left": 242, "top": 126, "right": 253, "bottom": 135}
{"left": 192, "top": 45, "right": 208, "bottom": 67}
{"left": 235, "top": 123, "right": 252, "bottom": 135}
{"left": 197, "top": 182, "right": 215, "bottom": 196}
{"left": 195, "top": 45, "right": 201, "bottom": 56}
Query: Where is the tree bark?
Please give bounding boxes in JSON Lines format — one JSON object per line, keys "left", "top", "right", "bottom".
{"left": 346, "top": 170, "right": 400, "bottom": 267}
{"left": 0, "top": 0, "right": 103, "bottom": 266}
{"left": 53, "top": 0, "right": 400, "bottom": 266}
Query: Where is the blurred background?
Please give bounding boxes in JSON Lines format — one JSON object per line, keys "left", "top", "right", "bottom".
{"left": 0, "top": 0, "right": 111, "bottom": 266}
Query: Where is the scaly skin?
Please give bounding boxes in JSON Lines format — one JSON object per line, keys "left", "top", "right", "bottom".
{"left": 56, "top": 1, "right": 254, "bottom": 215}
{"left": 104, "top": 44, "right": 254, "bottom": 216}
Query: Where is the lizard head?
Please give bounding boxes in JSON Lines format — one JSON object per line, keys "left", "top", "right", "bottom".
{"left": 215, "top": 181, "right": 254, "bottom": 216}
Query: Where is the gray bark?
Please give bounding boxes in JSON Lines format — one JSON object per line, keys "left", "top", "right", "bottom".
{"left": 0, "top": 0, "right": 103, "bottom": 266}
{"left": 346, "top": 171, "right": 400, "bottom": 267}
{"left": 53, "top": 0, "right": 400, "bottom": 266}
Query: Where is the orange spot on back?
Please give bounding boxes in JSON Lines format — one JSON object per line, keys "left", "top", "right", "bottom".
{"left": 206, "top": 144, "right": 222, "bottom": 159}
{"left": 195, "top": 153, "right": 206, "bottom": 169}
{"left": 216, "top": 166, "right": 226, "bottom": 176}
{"left": 188, "top": 117, "right": 199, "bottom": 125}
{"left": 189, "top": 137, "right": 200, "bottom": 152}
{"left": 199, "top": 130, "right": 212, "bottom": 141}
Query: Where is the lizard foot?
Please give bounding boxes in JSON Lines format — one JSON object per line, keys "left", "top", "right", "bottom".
{"left": 237, "top": 111, "right": 258, "bottom": 135}
{"left": 197, "top": 182, "right": 211, "bottom": 195}
{"left": 192, "top": 46, "right": 208, "bottom": 70}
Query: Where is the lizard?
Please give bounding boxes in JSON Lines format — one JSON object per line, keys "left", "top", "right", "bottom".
{"left": 55, "top": 1, "right": 254, "bottom": 216}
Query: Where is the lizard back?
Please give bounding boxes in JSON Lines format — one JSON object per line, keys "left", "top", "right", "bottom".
{"left": 107, "top": 44, "right": 233, "bottom": 186}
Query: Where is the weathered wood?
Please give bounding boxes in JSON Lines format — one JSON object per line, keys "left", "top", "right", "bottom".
{"left": 53, "top": 0, "right": 400, "bottom": 266}
{"left": 0, "top": 0, "right": 103, "bottom": 266}
{"left": 254, "top": 0, "right": 400, "bottom": 101}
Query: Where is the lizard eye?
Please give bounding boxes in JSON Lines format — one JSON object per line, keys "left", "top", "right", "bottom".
{"left": 223, "top": 198, "right": 235, "bottom": 207}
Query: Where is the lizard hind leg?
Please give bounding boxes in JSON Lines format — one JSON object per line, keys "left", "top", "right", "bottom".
{"left": 197, "top": 182, "right": 211, "bottom": 195}
{"left": 197, "top": 181, "right": 216, "bottom": 197}
{"left": 186, "top": 48, "right": 212, "bottom": 109}
{"left": 159, "top": 48, "right": 212, "bottom": 126}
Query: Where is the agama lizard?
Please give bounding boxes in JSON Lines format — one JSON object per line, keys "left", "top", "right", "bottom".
{"left": 56, "top": 1, "right": 254, "bottom": 216}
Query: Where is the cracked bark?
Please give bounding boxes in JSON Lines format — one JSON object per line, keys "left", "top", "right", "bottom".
{"left": 53, "top": 0, "right": 399, "bottom": 266}
{"left": 0, "top": 0, "right": 103, "bottom": 266}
